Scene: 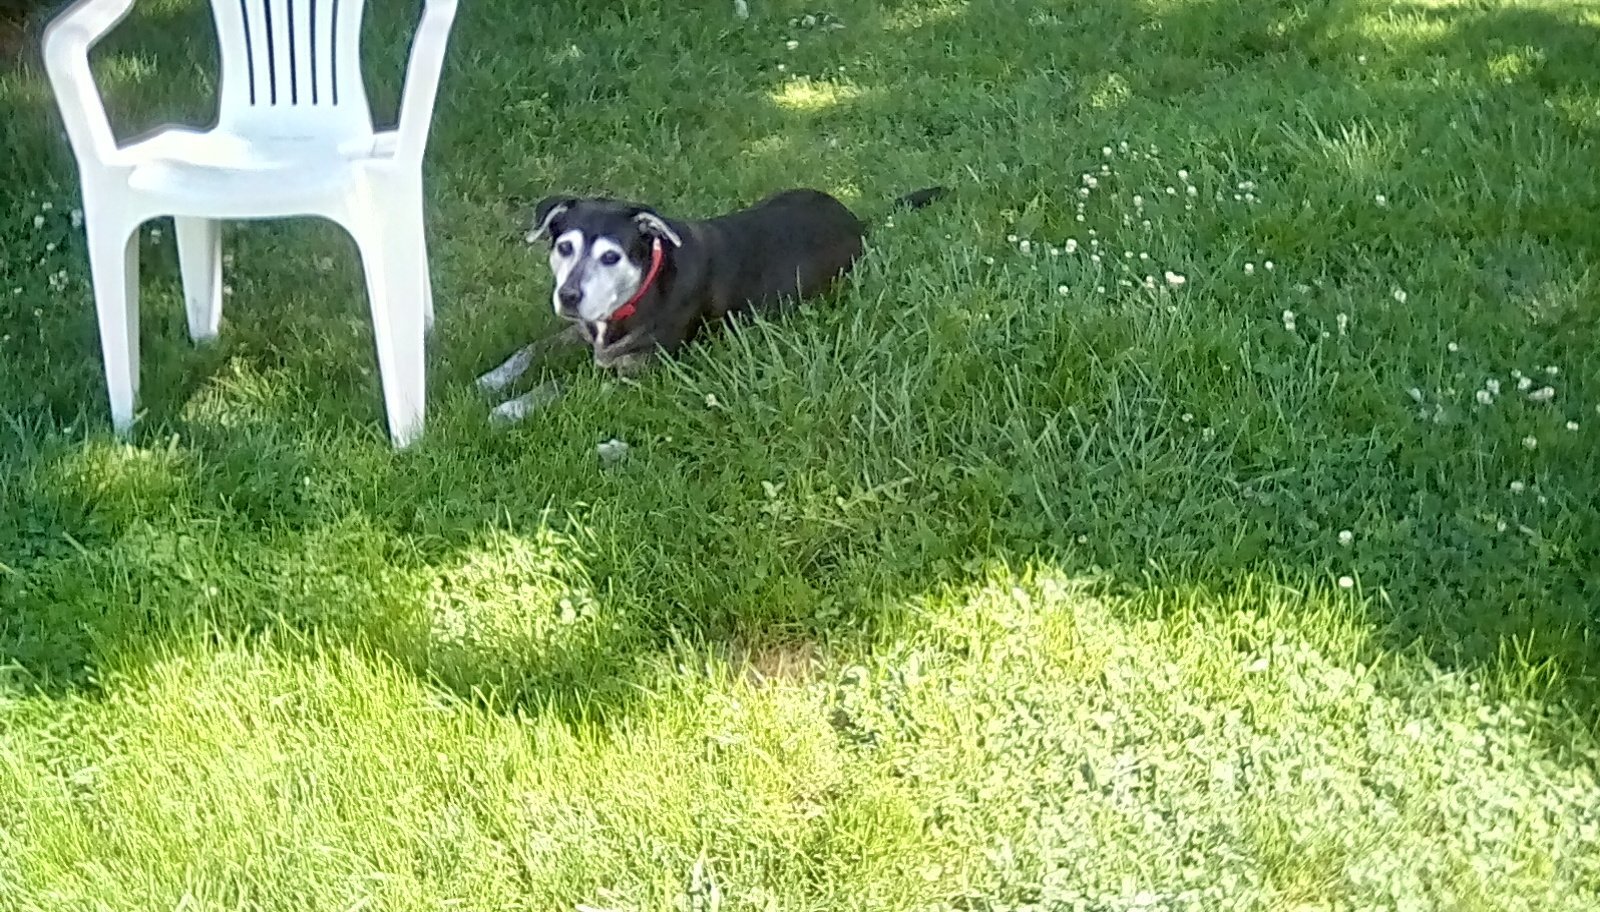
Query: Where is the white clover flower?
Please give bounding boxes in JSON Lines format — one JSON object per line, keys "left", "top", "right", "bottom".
{"left": 1392, "top": 288, "right": 1407, "bottom": 304}
{"left": 1529, "top": 386, "right": 1555, "bottom": 403}
{"left": 1447, "top": 342, "right": 1459, "bottom": 353}
{"left": 1475, "top": 390, "right": 1493, "bottom": 406}
{"left": 1486, "top": 378, "right": 1501, "bottom": 395}
{"left": 1522, "top": 435, "right": 1538, "bottom": 450}
{"left": 1510, "top": 481, "right": 1526, "bottom": 494}
{"left": 1244, "top": 262, "right": 1256, "bottom": 275}
{"left": 1187, "top": 185, "right": 1198, "bottom": 197}
{"left": 1018, "top": 239, "right": 1032, "bottom": 254}
{"left": 1006, "top": 234, "right": 1018, "bottom": 243}
{"left": 32, "top": 214, "right": 45, "bottom": 229}
{"left": 1057, "top": 285, "right": 1069, "bottom": 296}
{"left": 1164, "top": 271, "right": 1186, "bottom": 286}
{"left": 1338, "top": 576, "right": 1355, "bottom": 589}
{"left": 1338, "top": 530, "right": 1354, "bottom": 546}
{"left": 1517, "top": 376, "right": 1534, "bottom": 391}
{"left": 1065, "top": 238, "right": 1079, "bottom": 253}
{"left": 1178, "top": 168, "right": 1190, "bottom": 181}
{"left": 1545, "top": 365, "right": 1560, "bottom": 376}
{"left": 785, "top": 39, "right": 799, "bottom": 49}
{"left": 1566, "top": 420, "right": 1579, "bottom": 431}
{"left": 1375, "top": 193, "right": 1388, "bottom": 206}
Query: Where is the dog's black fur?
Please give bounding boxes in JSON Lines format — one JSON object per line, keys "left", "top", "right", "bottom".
{"left": 478, "top": 185, "right": 946, "bottom": 408}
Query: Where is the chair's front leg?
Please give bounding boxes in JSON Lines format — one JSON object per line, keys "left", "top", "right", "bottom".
{"left": 174, "top": 216, "right": 223, "bottom": 342}
{"left": 84, "top": 215, "right": 141, "bottom": 434}
{"left": 352, "top": 208, "right": 429, "bottom": 449}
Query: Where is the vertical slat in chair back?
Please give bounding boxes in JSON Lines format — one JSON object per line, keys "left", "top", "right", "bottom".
{"left": 210, "top": 0, "right": 373, "bottom": 143}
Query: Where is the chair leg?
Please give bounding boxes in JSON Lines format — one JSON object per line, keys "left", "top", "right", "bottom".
{"left": 422, "top": 251, "right": 435, "bottom": 334}
{"left": 174, "top": 216, "right": 223, "bottom": 342}
{"left": 352, "top": 212, "right": 428, "bottom": 449}
{"left": 84, "top": 218, "right": 141, "bottom": 435}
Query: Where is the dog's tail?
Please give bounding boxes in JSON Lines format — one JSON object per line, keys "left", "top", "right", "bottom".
{"left": 864, "top": 185, "right": 947, "bottom": 236}
{"left": 892, "top": 186, "right": 948, "bottom": 211}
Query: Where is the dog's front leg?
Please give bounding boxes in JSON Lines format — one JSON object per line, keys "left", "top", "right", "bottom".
{"left": 489, "top": 380, "right": 565, "bottom": 425}
{"left": 476, "top": 323, "right": 583, "bottom": 395}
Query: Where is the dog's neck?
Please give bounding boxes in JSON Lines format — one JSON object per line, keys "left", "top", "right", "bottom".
{"left": 610, "top": 239, "right": 667, "bottom": 323}
{"left": 590, "top": 239, "right": 669, "bottom": 349}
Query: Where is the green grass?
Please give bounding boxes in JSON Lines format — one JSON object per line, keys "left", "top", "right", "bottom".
{"left": 3, "top": 0, "right": 1600, "bottom": 908}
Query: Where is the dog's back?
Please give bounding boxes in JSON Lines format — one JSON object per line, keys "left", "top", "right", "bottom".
{"left": 700, "top": 189, "right": 868, "bottom": 316}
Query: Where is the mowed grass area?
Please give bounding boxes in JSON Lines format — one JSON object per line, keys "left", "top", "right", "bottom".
{"left": 3, "top": 0, "right": 1600, "bottom": 908}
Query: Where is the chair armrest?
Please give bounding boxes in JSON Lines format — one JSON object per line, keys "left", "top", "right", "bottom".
{"left": 393, "top": 0, "right": 460, "bottom": 163}
{"left": 41, "top": 0, "right": 140, "bottom": 165}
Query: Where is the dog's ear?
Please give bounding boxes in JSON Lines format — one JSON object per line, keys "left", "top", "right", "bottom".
{"left": 633, "top": 211, "right": 684, "bottom": 248}
{"left": 526, "top": 196, "right": 576, "bottom": 244}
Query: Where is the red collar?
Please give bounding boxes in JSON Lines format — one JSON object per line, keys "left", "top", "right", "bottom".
{"left": 609, "top": 239, "right": 665, "bottom": 322}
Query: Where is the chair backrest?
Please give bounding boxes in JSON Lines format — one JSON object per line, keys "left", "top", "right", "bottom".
{"left": 209, "top": 0, "right": 373, "bottom": 143}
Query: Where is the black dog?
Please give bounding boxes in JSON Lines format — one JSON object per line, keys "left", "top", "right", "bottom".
{"left": 476, "top": 185, "right": 945, "bottom": 422}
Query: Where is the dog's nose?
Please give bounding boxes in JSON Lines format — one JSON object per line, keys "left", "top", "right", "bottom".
{"left": 557, "top": 287, "right": 582, "bottom": 311}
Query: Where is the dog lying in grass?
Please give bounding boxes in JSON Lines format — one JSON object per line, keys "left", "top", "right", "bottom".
{"left": 476, "top": 185, "right": 946, "bottom": 423}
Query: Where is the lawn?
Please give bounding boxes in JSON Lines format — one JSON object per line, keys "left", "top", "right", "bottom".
{"left": 2, "top": 0, "right": 1599, "bottom": 909}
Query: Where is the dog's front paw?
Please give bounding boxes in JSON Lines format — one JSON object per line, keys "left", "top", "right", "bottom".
{"left": 477, "top": 344, "right": 538, "bottom": 396}
{"left": 488, "top": 381, "right": 563, "bottom": 426}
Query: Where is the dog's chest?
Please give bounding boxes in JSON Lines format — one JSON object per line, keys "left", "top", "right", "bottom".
{"left": 581, "top": 319, "right": 655, "bottom": 374}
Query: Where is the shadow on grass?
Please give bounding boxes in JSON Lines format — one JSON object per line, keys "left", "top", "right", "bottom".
{"left": 1, "top": 0, "right": 1597, "bottom": 742}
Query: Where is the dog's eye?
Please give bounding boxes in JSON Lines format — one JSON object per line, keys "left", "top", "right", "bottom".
{"left": 598, "top": 251, "right": 622, "bottom": 266}
{"left": 555, "top": 241, "right": 575, "bottom": 257}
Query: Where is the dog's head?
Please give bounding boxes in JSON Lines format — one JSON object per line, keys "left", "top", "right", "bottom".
{"left": 524, "top": 196, "right": 684, "bottom": 323}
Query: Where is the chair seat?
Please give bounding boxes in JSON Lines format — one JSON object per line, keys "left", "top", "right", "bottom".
{"left": 123, "top": 127, "right": 370, "bottom": 216}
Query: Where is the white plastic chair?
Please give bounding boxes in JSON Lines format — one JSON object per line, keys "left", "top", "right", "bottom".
{"left": 42, "top": 0, "right": 459, "bottom": 448}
